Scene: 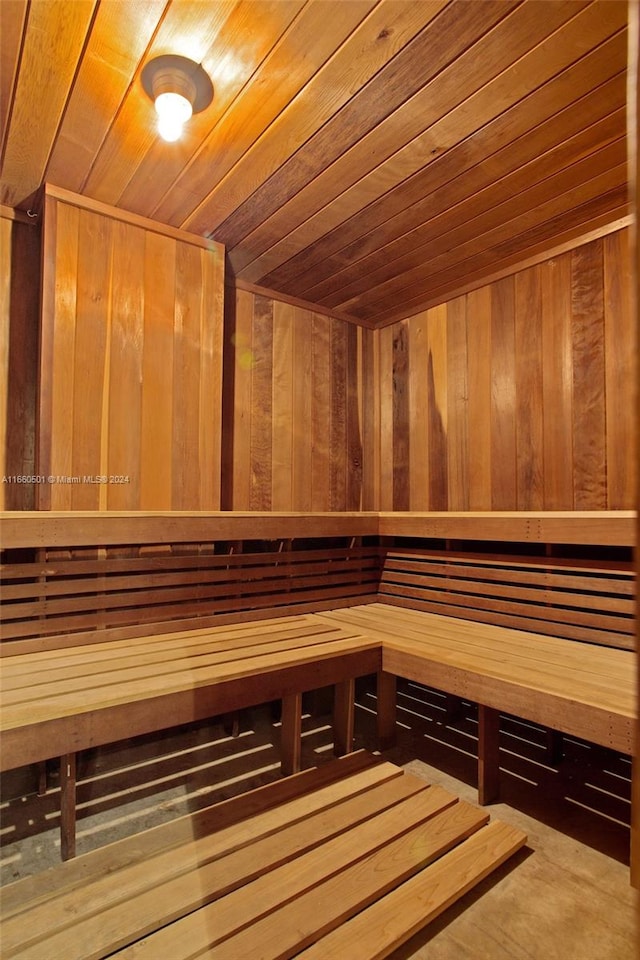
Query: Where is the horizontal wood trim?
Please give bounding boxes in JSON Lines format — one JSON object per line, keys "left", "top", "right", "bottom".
{"left": 377, "top": 511, "right": 636, "bottom": 545}
{"left": 0, "top": 512, "right": 380, "bottom": 549}
{"left": 0, "top": 205, "right": 36, "bottom": 224}
{"left": 42, "top": 184, "right": 224, "bottom": 253}
{"left": 1, "top": 511, "right": 633, "bottom": 549}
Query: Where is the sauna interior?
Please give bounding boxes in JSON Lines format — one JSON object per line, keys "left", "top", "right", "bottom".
{"left": 0, "top": 1, "right": 639, "bottom": 958}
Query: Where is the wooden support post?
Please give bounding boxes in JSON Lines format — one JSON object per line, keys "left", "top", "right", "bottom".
{"left": 60, "top": 753, "right": 77, "bottom": 861}
{"left": 222, "top": 711, "right": 240, "bottom": 738}
{"left": 631, "top": 754, "right": 639, "bottom": 889}
{"left": 333, "top": 678, "right": 355, "bottom": 757}
{"left": 444, "top": 694, "right": 463, "bottom": 725}
{"left": 545, "top": 728, "right": 564, "bottom": 766}
{"left": 477, "top": 706, "right": 501, "bottom": 806}
{"left": 377, "top": 671, "right": 397, "bottom": 750}
{"left": 37, "top": 760, "right": 48, "bottom": 797}
{"left": 280, "top": 692, "right": 302, "bottom": 776}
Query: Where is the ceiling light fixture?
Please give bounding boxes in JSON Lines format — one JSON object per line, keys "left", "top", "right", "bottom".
{"left": 141, "top": 55, "right": 213, "bottom": 142}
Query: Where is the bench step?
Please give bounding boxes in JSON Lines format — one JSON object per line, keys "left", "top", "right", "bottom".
{"left": 0, "top": 751, "right": 526, "bottom": 960}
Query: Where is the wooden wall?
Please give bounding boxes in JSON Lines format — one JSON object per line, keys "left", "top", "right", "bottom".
{"left": 379, "top": 228, "right": 635, "bottom": 511}
{"left": 38, "top": 188, "right": 225, "bottom": 510}
{"left": 0, "top": 212, "right": 40, "bottom": 509}
{"left": 223, "top": 287, "right": 377, "bottom": 511}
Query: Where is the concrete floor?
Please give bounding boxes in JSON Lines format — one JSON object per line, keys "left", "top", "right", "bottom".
{"left": 1, "top": 683, "right": 637, "bottom": 960}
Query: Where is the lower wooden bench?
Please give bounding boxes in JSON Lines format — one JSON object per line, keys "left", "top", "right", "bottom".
{"left": 0, "top": 750, "right": 526, "bottom": 960}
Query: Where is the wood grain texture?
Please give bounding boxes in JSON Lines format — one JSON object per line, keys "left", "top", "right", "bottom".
{"left": 225, "top": 287, "right": 375, "bottom": 510}
{"left": 38, "top": 190, "right": 224, "bottom": 510}
{"left": 0, "top": 215, "right": 39, "bottom": 509}
{"left": 1, "top": 1, "right": 628, "bottom": 326}
{"left": 378, "top": 229, "right": 634, "bottom": 510}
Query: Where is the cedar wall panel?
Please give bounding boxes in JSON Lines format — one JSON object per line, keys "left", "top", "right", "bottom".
{"left": 223, "top": 288, "right": 375, "bottom": 511}
{"left": 38, "top": 192, "right": 224, "bottom": 510}
{"left": 0, "top": 214, "right": 40, "bottom": 509}
{"left": 379, "top": 229, "right": 635, "bottom": 511}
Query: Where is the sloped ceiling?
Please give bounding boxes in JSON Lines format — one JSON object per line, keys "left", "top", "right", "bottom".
{"left": 0, "top": 0, "right": 629, "bottom": 326}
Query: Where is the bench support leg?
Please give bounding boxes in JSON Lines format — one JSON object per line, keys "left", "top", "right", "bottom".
{"left": 631, "top": 754, "right": 639, "bottom": 889}
{"left": 478, "top": 706, "right": 500, "bottom": 806}
{"left": 333, "top": 679, "right": 355, "bottom": 757}
{"left": 60, "top": 753, "right": 77, "bottom": 861}
{"left": 545, "top": 729, "right": 564, "bottom": 766}
{"left": 280, "top": 693, "right": 302, "bottom": 776}
{"left": 377, "top": 671, "right": 397, "bottom": 750}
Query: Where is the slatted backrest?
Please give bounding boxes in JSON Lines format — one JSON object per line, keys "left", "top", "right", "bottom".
{"left": 378, "top": 543, "right": 636, "bottom": 651}
{"left": 1, "top": 538, "right": 381, "bottom": 653}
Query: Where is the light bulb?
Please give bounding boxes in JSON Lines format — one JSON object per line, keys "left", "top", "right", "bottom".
{"left": 155, "top": 91, "right": 193, "bottom": 142}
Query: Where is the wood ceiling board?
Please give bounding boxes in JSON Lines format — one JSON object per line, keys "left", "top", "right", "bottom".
{"left": 0, "top": 0, "right": 629, "bottom": 326}
{"left": 0, "top": 0, "right": 28, "bottom": 163}
{"left": 117, "top": 0, "right": 310, "bottom": 219}
{"left": 371, "top": 195, "right": 630, "bottom": 328}
{"left": 44, "top": 0, "right": 168, "bottom": 195}
{"left": 81, "top": 0, "right": 246, "bottom": 204}
{"left": 180, "top": 0, "right": 443, "bottom": 236}
{"left": 147, "top": 0, "right": 378, "bottom": 227}
{"left": 255, "top": 29, "right": 627, "bottom": 296}
{"left": 312, "top": 128, "right": 627, "bottom": 310}
{"left": 211, "top": 0, "right": 519, "bottom": 249}
{"left": 0, "top": 0, "right": 97, "bottom": 207}
{"left": 357, "top": 171, "right": 627, "bottom": 322}
{"left": 300, "top": 109, "right": 626, "bottom": 306}
{"left": 230, "top": 0, "right": 593, "bottom": 280}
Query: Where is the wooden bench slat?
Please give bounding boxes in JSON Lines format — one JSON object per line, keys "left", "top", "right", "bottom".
{"left": 1, "top": 634, "right": 379, "bottom": 731}
{"left": 0, "top": 750, "right": 382, "bottom": 918}
{"left": 7, "top": 782, "right": 461, "bottom": 960}
{"left": 106, "top": 792, "right": 485, "bottom": 960}
{"left": 318, "top": 607, "right": 635, "bottom": 693}
{"left": 295, "top": 820, "right": 527, "bottom": 960}
{"left": 2, "top": 764, "right": 421, "bottom": 956}
{"left": 0, "top": 622, "right": 350, "bottom": 691}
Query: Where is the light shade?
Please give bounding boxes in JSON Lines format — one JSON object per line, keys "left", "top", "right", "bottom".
{"left": 141, "top": 55, "right": 213, "bottom": 142}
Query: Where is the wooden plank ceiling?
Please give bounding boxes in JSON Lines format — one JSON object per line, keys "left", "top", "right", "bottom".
{"left": 0, "top": 0, "right": 629, "bottom": 327}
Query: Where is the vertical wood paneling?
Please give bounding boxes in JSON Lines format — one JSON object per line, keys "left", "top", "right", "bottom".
{"left": 293, "top": 308, "right": 313, "bottom": 511}
{"left": 71, "top": 208, "right": 111, "bottom": 510}
{"left": 38, "top": 191, "right": 224, "bottom": 510}
{"left": 141, "top": 232, "right": 175, "bottom": 509}
{"left": 392, "top": 322, "right": 410, "bottom": 510}
{"left": 427, "top": 303, "right": 448, "bottom": 510}
{"left": 490, "top": 277, "right": 516, "bottom": 509}
{"left": 361, "top": 326, "right": 379, "bottom": 511}
{"left": 271, "top": 300, "right": 294, "bottom": 510}
{"left": 604, "top": 230, "right": 635, "bottom": 507}
{"left": 250, "top": 295, "right": 273, "bottom": 510}
{"left": 232, "top": 289, "right": 254, "bottom": 510}
{"left": 226, "top": 288, "right": 372, "bottom": 511}
{"left": 108, "top": 220, "right": 143, "bottom": 509}
{"left": 311, "top": 312, "right": 331, "bottom": 511}
{"left": 541, "top": 256, "right": 573, "bottom": 508}
{"left": 0, "top": 218, "right": 11, "bottom": 504}
{"left": 330, "top": 318, "right": 347, "bottom": 511}
{"left": 446, "top": 296, "right": 469, "bottom": 510}
{"left": 408, "top": 311, "right": 429, "bottom": 510}
{"left": 515, "top": 267, "right": 544, "bottom": 509}
{"left": 571, "top": 241, "right": 607, "bottom": 508}
{"left": 378, "top": 324, "right": 395, "bottom": 511}
{"left": 1, "top": 218, "right": 39, "bottom": 509}
{"left": 346, "top": 321, "right": 362, "bottom": 511}
{"left": 379, "top": 227, "right": 632, "bottom": 511}
{"left": 466, "top": 287, "right": 492, "bottom": 509}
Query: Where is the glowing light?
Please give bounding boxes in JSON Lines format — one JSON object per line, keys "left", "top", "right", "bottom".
{"left": 155, "top": 92, "right": 193, "bottom": 142}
